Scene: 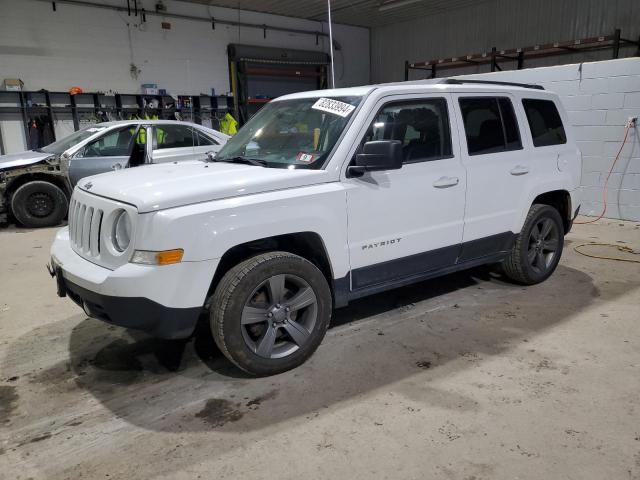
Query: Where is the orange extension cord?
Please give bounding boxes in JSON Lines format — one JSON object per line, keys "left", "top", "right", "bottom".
{"left": 574, "top": 119, "right": 635, "bottom": 224}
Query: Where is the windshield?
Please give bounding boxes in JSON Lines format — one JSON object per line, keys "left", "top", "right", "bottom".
{"left": 215, "top": 96, "right": 362, "bottom": 169}
{"left": 40, "top": 125, "right": 109, "bottom": 155}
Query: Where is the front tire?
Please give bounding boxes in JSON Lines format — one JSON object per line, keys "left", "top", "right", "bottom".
{"left": 11, "top": 180, "right": 68, "bottom": 228}
{"left": 210, "top": 251, "right": 332, "bottom": 376}
{"left": 502, "top": 204, "right": 564, "bottom": 285}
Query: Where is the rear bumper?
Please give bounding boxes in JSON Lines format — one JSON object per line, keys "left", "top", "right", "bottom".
{"left": 50, "top": 226, "right": 218, "bottom": 339}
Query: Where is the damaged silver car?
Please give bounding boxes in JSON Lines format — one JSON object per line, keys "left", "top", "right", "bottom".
{"left": 0, "top": 120, "right": 228, "bottom": 228}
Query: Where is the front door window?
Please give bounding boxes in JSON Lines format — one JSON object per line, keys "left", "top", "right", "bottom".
{"left": 83, "top": 127, "right": 136, "bottom": 157}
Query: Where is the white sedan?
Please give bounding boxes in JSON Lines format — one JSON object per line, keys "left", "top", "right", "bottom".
{"left": 0, "top": 120, "right": 229, "bottom": 227}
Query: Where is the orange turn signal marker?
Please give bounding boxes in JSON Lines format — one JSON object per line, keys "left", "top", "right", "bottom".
{"left": 156, "top": 249, "right": 184, "bottom": 265}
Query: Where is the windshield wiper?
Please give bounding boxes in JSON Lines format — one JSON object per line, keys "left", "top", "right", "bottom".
{"left": 217, "top": 156, "right": 266, "bottom": 167}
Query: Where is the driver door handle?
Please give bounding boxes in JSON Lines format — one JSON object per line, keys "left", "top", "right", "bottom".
{"left": 432, "top": 176, "right": 459, "bottom": 188}
{"left": 510, "top": 165, "right": 529, "bottom": 176}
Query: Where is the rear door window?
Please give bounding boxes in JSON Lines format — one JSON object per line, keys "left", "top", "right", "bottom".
{"left": 155, "top": 125, "right": 196, "bottom": 149}
{"left": 522, "top": 99, "right": 567, "bottom": 147}
{"left": 459, "top": 97, "right": 522, "bottom": 155}
{"left": 499, "top": 98, "right": 522, "bottom": 150}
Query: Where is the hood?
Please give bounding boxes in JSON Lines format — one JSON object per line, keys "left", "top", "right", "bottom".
{"left": 0, "top": 150, "right": 54, "bottom": 170}
{"left": 78, "top": 161, "right": 330, "bottom": 212}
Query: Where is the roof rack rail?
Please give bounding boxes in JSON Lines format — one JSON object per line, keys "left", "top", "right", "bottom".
{"left": 439, "top": 79, "right": 545, "bottom": 90}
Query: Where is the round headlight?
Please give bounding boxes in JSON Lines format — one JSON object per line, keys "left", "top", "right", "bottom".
{"left": 112, "top": 210, "right": 132, "bottom": 252}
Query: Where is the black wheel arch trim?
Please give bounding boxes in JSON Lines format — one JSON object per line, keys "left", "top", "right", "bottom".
{"left": 531, "top": 190, "right": 572, "bottom": 234}
{"left": 207, "top": 231, "right": 337, "bottom": 308}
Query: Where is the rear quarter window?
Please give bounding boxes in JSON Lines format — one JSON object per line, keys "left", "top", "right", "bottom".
{"left": 522, "top": 99, "right": 567, "bottom": 147}
{"left": 196, "top": 130, "right": 219, "bottom": 146}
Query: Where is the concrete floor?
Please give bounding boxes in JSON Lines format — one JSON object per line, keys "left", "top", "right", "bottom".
{"left": 1, "top": 219, "right": 639, "bottom": 480}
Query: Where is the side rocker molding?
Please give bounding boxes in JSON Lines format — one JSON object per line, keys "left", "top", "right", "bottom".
{"left": 333, "top": 232, "right": 516, "bottom": 308}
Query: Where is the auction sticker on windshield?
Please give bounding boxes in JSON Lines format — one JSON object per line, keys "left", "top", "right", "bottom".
{"left": 296, "top": 152, "right": 316, "bottom": 163}
{"left": 311, "top": 98, "right": 356, "bottom": 117}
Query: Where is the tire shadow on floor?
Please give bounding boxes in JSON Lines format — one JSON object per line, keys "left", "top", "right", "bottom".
{"left": 2, "top": 264, "right": 618, "bottom": 437}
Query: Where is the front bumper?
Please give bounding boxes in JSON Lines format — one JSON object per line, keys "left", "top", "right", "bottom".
{"left": 62, "top": 278, "right": 202, "bottom": 339}
{"left": 50, "top": 227, "right": 218, "bottom": 339}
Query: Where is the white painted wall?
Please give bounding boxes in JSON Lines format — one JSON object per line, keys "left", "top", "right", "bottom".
{"left": 457, "top": 58, "right": 640, "bottom": 221}
{"left": 0, "top": 0, "right": 369, "bottom": 95}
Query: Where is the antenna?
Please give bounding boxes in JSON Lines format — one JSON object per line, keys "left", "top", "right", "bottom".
{"left": 327, "top": 0, "right": 335, "bottom": 88}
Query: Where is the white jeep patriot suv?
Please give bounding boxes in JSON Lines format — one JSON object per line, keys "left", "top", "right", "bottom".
{"left": 50, "top": 79, "right": 581, "bottom": 376}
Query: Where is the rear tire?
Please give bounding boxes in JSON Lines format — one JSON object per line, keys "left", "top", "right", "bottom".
{"left": 210, "top": 251, "right": 332, "bottom": 376}
{"left": 11, "top": 180, "right": 68, "bottom": 228}
{"left": 502, "top": 204, "right": 564, "bottom": 285}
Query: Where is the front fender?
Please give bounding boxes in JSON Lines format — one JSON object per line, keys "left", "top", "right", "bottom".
{"left": 134, "top": 183, "right": 351, "bottom": 280}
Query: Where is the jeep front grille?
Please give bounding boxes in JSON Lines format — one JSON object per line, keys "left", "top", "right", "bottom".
{"left": 68, "top": 197, "right": 103, "bottom": 257}
{"left": 68, "top": 188, "right": 137, "bottom": 269}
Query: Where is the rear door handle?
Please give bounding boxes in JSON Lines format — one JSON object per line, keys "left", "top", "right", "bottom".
{"left": 432, "top": 176, "right": 459, "bottom": 188}
{"left": 510, "top": 165, "right": 529, "bottom": 176}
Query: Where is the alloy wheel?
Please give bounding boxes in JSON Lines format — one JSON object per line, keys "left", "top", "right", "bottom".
{"left": 527, "top": 217, "right": 559, "bottom": 274}
{"left": 240, "top": 274, "right": 318, "bottom": 359}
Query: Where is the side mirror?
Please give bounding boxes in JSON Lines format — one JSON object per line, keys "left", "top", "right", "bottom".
{"left": 348, "top": 140, "right": 403, "bottom": 177}
{"left": 206, "top": 151, "right": 216, "bottom": 161}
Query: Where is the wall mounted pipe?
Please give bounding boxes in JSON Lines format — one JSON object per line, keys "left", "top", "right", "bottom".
{"left": 32, "top": 0, "right": 340, "bottom": 49}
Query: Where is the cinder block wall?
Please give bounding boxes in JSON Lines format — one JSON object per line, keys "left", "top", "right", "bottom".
{"left": 459, "top": 58, "right": 640, "bottom": 221}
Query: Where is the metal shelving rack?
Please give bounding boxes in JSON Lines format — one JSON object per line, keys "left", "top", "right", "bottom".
{"left": 228, "top": 44, "right": 330, "bottom": 126}
{"left": 0, "top": 90, "right": 231, "bottom": 150}
{"left": 404, "top": 29, "right": 640, "bottom": 80}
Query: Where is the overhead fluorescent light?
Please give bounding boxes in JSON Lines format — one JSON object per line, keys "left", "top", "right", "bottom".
{"left": 378, "top": 0, "right": 423, "bottom": 12}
